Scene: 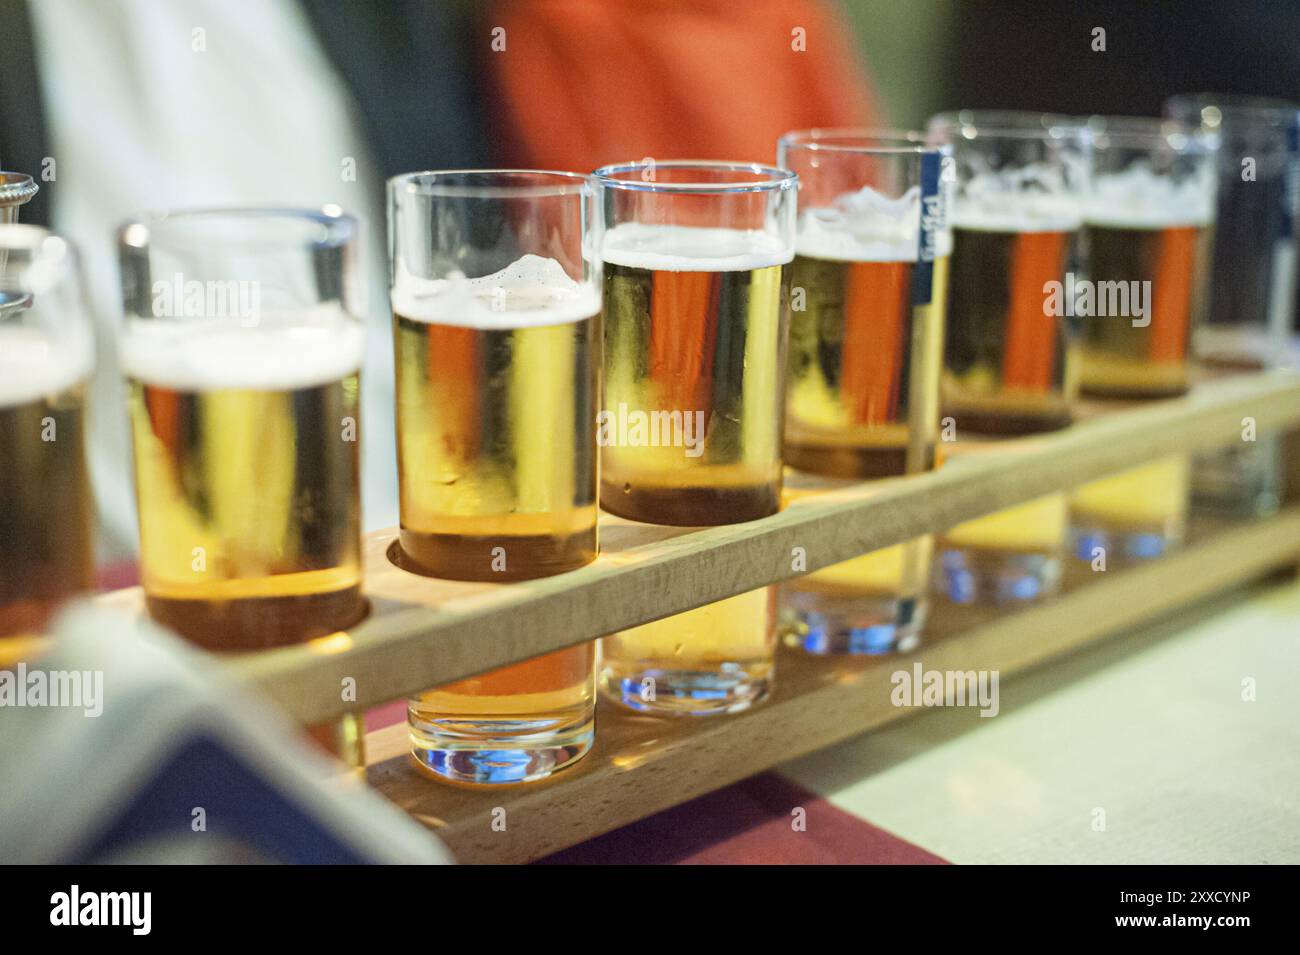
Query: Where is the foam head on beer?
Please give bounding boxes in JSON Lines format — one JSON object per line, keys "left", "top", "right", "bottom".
{"left": 391, "top": 253, "right": 601, "bottom": 582}
{"left": 599, "top": 222, "right": 792, "bottom": 525}
{"left": 1085, "top": 163, "right": 1215, "bottom": 228}
{"left": 390, "top": 253, "right": 600, "bottom": 328}
{"left": 120, "top": 303, "right": 365, "bottom": 392}
{"left": 950, "top": 184, "right": 1083, "bottom": 234}
{"left": 784, "top": 181, "right": 951, "bottom": 479}
{"left": 0, "top": 324, "right": 93, "bottom": 408}
{"left": 795, "top": 183, "right": 947, "bottom": 262}
{"left": 1078, "top": 131, "right": 1218, "bottom": 399}
{"left": 120, "top": 302, "right": 366, "bottom": 650}
{"left": 936, "top": 126, "right": 1088, "bottom": 433}
{"left": 601, "top": 221, "right": 793, "bottom": 272}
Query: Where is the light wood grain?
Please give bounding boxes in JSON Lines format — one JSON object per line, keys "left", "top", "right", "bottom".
{"left": 364, "top": 508, "right": 1300, "bottom": 863}
{"left": 216, "top": 371, "right": 1300, "bottom": 724}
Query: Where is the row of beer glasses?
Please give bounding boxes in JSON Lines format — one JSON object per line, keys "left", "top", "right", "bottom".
{"left": 0, "top": 95, "right": 1294, "bottom": 789}
{"left": 398, "top": 112, "right": 1219, "bottom": 783}
{"left": 932, "top": 111, "right": 1220, "bottom": 604}
{"left": 397, "top": 164, "right": 798, "bottom": 783}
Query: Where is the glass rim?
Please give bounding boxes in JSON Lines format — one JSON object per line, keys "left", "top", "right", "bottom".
{"left": 117, "top": 205, "right": 357, "bottom": 250}
{"left": 0, "top": 172, "right": 39, "bottom": 208}
{"left": 388, "top": 169, "right": 592, "bottom": 199}
{"left": 0, "top": 224, "right": 77, "bottom": 302}
{"left": 1166, "top": 92, "right": 1300, "bottom": 128}
{"left": 928, "top": 109, "right": 1088, "bottom": 141}
{"left": 593, "top": 160, "right": 797, "bottom": 194}
{"left": 778, "top": 127, "right": 944, "bottom": 156}
{"left": 1084, "top": 115, "right": 1218, "bottom": 152}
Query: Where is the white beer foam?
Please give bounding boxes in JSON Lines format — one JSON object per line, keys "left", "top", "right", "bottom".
{"left": 602, "top": 223, "right": 793, "bottom": 272}
{"left": 951, "top": 165, "right": 1083, "bottom": 233}
{"left": 1086, "top": 164, "right": 1214, "bottom": 228}
{"left": 120, "top": 303, "right": 365, "bottom": 392}
{"left": 795, "top": 184, "right": 954, "bottom": 262}
{"left": 951, "top": 199, "right": 1082, "bottom": 233}
{"left": 391, "top": 254, "right": 600, "bottom": 329}
{"left": 0, "top": 326, "right": 93, "bottom": 407}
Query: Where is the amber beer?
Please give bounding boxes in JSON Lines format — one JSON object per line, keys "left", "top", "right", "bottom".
{"left": 782, "top": 473, "right": 935, "bottom": 653}
{"left": 785, "top": 254, "right": 949, "bottom": 477}
{"left": 783, "top": 228, "right": 940, "bottom": 644}
{"left": 936, "top": 220, "right": 1080, "bottom": 601}
{"left": 394, "top": 258, "right": 600, "bottom": 778}
{"left": 600, "top": 224, "right": 789, "bottom": 711}
{"left": 601, "top": 224, "right": 791, "bottom": 524}
{"left": 390, "top": 169, "right": 601, "bottom": 783}
{"left": 116, "top": 209, "right": 371, "bottom": 769}
{"left": 1068, "top": 120, "right": 1215, "bottom": 560}
{"left": 774, "top": 131, "right": 950, "bottom": 653}
{"left": 928, "top": 112, "right": 1087, "bottom": 603}
{"left": 1071, "top": 216, "right": 1202, "bottom": 556}
{"left": 1080, "top": 221, "right": 1210, "bottom": 397}
{"left": 783, "top": 247, "right": 946, "bottom": 648}
{"left": 393, "top": 262, "right": 599, "bottom": 580}
{"left": 410, "top": 642, "right": 595, "bottom": 764}
{"left": 123, "top": 307, "right": 366, "bottom": 649}
{"left": 0, "top": 333, "right": 94, "bottom": 655}
{"left": 596, "top": 161, "right": 795, "bottom": 714}
{"left": 1079, "top": 123, "right": 1215, "bottom": 399}
{"left": 943, "top": 219, "right": 1080, "bottom": 432}
{"left": 0, "top": 225, "right": 95, "bottom": 667}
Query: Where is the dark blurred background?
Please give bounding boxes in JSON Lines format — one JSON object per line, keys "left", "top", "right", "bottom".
{"left": 847, "top": 0, "right": 1300, "bottom": 126}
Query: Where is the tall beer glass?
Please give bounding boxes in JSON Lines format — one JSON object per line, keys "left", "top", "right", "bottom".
{"left": 119, "top": 209, "right": 366, "bottom": 649}
{"left": 119, "top": 208, "right": 367, "bottom": 767}
{"left": 1166, "top": 94, "right": 1300, "bottom": 517}
{"left": 0, "top": 223, "right": 95, "bottom": 666}
{"left": 777, "top": 130, "right": 949, "bottom": 654}
{"left": 1071, "top": 117, "right": 1216, "bottom": 563}
{"left": 596, "top": 160, "right": 795, "bottom": 714}
{"left": 391, "top": 171, "right": 599, "bottom": 783}
{"left": 1079, "top": 117, "right": 1217, "bottom": 398}
{"left": 928, "top": 111, "right": 1089, "bottom": 604}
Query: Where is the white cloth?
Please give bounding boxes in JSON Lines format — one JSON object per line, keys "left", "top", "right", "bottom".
{"left": 29, "top": 0, "right": 399, "bottom": 558}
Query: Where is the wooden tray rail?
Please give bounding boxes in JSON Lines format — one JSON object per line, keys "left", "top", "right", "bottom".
{"left": 208, "top": 370, "right": 1300, "bottom": 724}
{"left": 363, "top": 507, "right": 1300, "bottom": 863}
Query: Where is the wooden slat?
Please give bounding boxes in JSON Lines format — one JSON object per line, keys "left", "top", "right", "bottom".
{"left": 217, "top": 370, "right": 1300, "bottom": 724}
{"left": 365, "top": 507, "right": 1300, "bottom": 864}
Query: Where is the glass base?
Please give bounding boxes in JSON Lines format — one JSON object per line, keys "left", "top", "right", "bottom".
{"left": 936, "top": 548, "right": 1062, "bottom": 605}
{"left": 600, "top": 660, "right": 772, "bottom": 716}
{"left": 408, "top": 712, "right": 593, "bottom": 785}
{"left": 783, "top": 591, "right": 926, "bottom": 655}
{"left": 1071, "top": 524, "right": 1182, "bottom": 564}
{"left": 1191, "top": 441, "right": 1283, "bottom": 518}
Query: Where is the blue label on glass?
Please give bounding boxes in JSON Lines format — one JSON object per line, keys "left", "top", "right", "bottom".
{"left": 911, "top": 151, "right": 943, "bottom": 307}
